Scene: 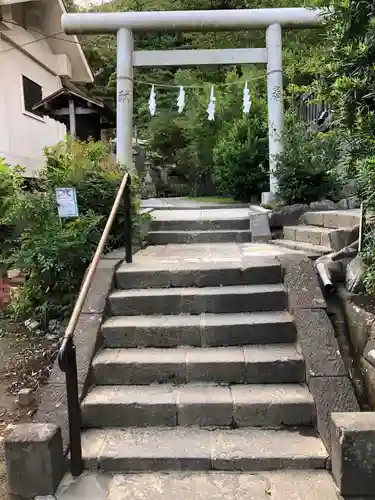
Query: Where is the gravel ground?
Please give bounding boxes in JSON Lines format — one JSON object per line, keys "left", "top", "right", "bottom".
{"left": 0, "top": 320, "right": 58, "bottom": 499}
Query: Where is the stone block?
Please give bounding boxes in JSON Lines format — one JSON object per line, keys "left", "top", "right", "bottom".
{"left": 295, "top": 227, "right": 323, "bottom": 246}
{"left": 328, "top": 226, "right": 359, "bottom": 252}
{"left": 102, "top": 315, "right": 202, "bottom": 348}
{"left": 17, "top": 388, "right": 34, "bottom": 406}
{"left": 331, "top": 412, "right": 375, "bottom": 496}
{"left": 243, "top": 345, "right": 305, "bottom": 383}
{"left": 337, "top": 198, "right": 350, "bottom": 210}
{"left": 269, "top": 204, "right": 309, "bottom": 228}
{"left": 210, "top": 427, "right": 328, "bottom": 471}
{"left": 185, "top": 347, "right": 245, "bottom": 383}
{"left": 343, "top": 300, "right": 374, "bottom": 357}
{"left": 282, "top": 226, "right": 296, "bottom": 241}
{"left": 364, "top": 320, "right": 375, "bottom": 369}
{"left": 98, "top": 427, "right": 211, "bottom": 472}
{"left": 360, "top": 358, "right": 375, "bottom": 409}
{"left": 177, "top": 385, "right": 233, "bottom": 426}
{"left": 278, "top": 256, "right": 326, "bottom": 310}
{"left": 5, "top": 423, "right": 65, "bottom": 499}
{"left": 249, "top": 212, "right": 271, "bottom": 242}
{"left": 301, "top": 212, "right": 324, "bottom": 227}
{"left": 148, "top": 230, "right": 252, "bottom": 245}
{"left": 231, "top": 385, "right": 314, "bottom": 427}
{"left": 94, "top": 347, "right": 187, "bottom": 385}
{"left": 200, "top": 311, "right": 296, "bottom": 347}
{"left": 109, "top": 285, "right": 287, "bottom": 316}
{"left": 310, "top": 199, "right": 336, "bottom": 211}
{"left": 293, "top": 309, "right": 347, "bottom": 380}
{"left": 322, "top": 211, "right": 359, "bottom": 229}
{"left": 309, "top": 377, "right": 359, "bottom": 453}
{"left": 82, "top": 386, "right": 178, "bottom": 427}
{"left": 346, "top": 254, "right": 366, "bottom": 294}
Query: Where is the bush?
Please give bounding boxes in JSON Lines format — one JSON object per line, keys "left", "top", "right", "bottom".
{"left": 355, "top": 155, "right": 375, "bottom": 208}
{"left": 3, "top": 192, "right": 101, "bottom": 323}
{"left": 354, "top": 155, "right": 375, "bottom": 294}
{"left": 0, "top": 159, "right": 24, "bottom": 220}
{"left": 3, "top": 137, "right": 141, "bottom": 323}
{"left": 275, "top": 121, "right": 341, "bottom": 205}
{"left": 0, "top": 161, "right": 25, "bottom": 271}
{"left": 41, "top": 137, "right": 140, "bottom": 249}
{"left": 213, "top": 113, "right": 268, "bottom": 201}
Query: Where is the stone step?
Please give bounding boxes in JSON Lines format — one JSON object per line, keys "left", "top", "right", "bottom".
{"left": 81, "top": 426, "right": 328, "bottom": 471}
{"left": 150, "top": 218, "right": 250, "bottom": 232}
{"left": 302, "top": 210, "right": 360, "bottom": 229}
{"left": 82, "top": 383, "right": 314, "bottom": 428}
{"left": 283, "top": 225, "right": 334, "bottom": 248}
{"left": 116, "top": 259, "right": 283, "bottom": 289}
{"left": 270, "top": 239, "right": 331, "bottom": 258}
{"left": 101, "top": 311, "right": 296, "bottom": 348}
{"left": 57, "top": 470, "right": 339, "bottom": 499}
{"left": 108, "top": 284, "right": 288, "bottom": 316}
{"left": 92, "top": 344, "right": 305, "bottom": 385}
{"left": 147, "top": 230, "right": 252, "bottom": 245}
{"left": 283, "top": 224, "right": 357, "bottom": 251}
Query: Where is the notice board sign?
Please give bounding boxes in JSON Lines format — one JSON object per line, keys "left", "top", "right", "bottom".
{"left": 55, "top": 187, "right": 79, "bottom": 218}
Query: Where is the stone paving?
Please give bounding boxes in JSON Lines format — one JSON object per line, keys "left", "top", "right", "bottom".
{"left": 140, "top": 197, "right": 249, "bottom": 209}
{"left": 151, "top": 207, "right": 254, "bottom": 221}
{"left": 55, "top": 470, "right": 340, "bottom": 500}
{"left": 127, "top": 242, "right": 306, "bottom": 269}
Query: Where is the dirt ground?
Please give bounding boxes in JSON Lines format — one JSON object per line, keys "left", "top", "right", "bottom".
{"left": 351, "top": 293, "right": 375, "bottom": 316}
{"left": 0, "top": 320, "right": 58, "bottom": 499}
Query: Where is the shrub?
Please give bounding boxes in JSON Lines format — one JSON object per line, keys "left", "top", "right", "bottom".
{"left": 0, "top": 161, "right": 25, "bottom": 272}
{"left": 3, "top": 192, "right": 101, "bottom": 323}
{"left": 3, "top": 137, "right": 141, "bottom": 323}
{"left": 0, "top": 159, "right": 24, "bottom": 220}
{"left": 354, "top": 155, "right": 375, "bottom": 294}
{"left": 274, "top": 121, "right": 341, "bottom": 205}
{"left": 355, "top": 155, "right": 375, "bottom": 208}
{"left": 213, "top": 113, "right": 268, "bottom": 201}
{"left": 41, "top": 137, "right": 140, "bottom": 249}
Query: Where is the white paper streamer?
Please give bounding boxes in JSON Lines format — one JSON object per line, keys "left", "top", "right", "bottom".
{"left": 177, "top": 86, "right": 185, "bottom": 113}
{"left": 148, "top": 84, "right": 156, "bottom": 116}
{"left": 207, "top": 85, "right": 215, "bottom": 121}
{"left": 243, "top": 81, "right": 251, "bottom": 115}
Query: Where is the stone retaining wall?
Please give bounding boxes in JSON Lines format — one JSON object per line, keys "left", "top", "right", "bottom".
{"left": 276, "top": 255, "right": 360, "bottom": 453}
{"left": 338, "top": 287, "right": 375, "bottom": 409}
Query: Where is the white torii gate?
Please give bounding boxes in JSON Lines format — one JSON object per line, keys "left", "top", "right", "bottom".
{"left": 62, "top": 8, "right": 323, "bottom": 202}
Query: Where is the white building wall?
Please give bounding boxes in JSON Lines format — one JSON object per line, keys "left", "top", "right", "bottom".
{"left": 0, "top": 27, "right": 66, "bottom": 177}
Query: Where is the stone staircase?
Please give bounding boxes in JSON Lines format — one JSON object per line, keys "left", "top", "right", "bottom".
{"left": 147, "top": 215, "right": 252, "bottom": 244}
{"left": 272, "top": 209, "right": 360, "bottom": 257}
{"left": 79, "top": 224, "right": 328, "bottom": 473}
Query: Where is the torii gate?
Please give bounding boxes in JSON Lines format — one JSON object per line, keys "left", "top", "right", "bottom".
{"left": 62, "top": 8, "right": 323, "bottom": 203}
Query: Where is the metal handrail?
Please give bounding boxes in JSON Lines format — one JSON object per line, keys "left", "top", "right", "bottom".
{"left": 58, "top": 171, "right": 132, "bottom": 477}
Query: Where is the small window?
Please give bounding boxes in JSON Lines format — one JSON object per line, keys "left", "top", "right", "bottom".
{"left": 22, "top": 75, "right": 42, "bottom": 116}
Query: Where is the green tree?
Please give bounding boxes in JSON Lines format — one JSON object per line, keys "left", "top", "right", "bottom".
{"left": 316, "top": 0, "right": 375, "bottom": 137}
{"left": 76, "top": 0, "right": 326, "bottom": 198}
